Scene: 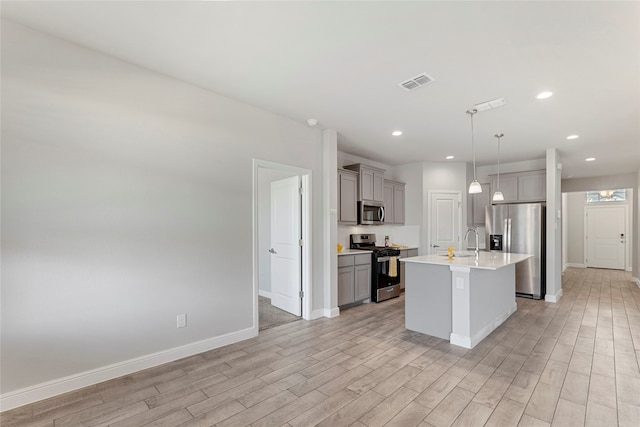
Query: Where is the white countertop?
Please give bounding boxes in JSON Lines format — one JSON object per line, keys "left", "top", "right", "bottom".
{"left": 337, "top": 249, "right": 373, "bottom": 256}
{"left": 401, "top": 251, "right": 532, "bottom": 270}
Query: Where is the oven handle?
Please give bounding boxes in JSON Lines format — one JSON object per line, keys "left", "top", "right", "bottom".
{"left": 377, "top": 256, "right": 400, "bottom": 263}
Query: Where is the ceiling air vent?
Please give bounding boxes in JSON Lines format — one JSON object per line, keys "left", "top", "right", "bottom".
{"left": 399, "top": 73, "right": 435, "bottom": 91}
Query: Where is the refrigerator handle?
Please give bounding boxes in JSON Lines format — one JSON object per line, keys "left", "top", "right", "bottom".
{"left": 506, "top": 218, "right": 512, "bottom": 252}
{"left": 503, "top": 218, "right": 508, "bottom": 252}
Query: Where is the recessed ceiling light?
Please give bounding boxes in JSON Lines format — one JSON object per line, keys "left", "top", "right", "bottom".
{"left": 445, "top": 155, "right": 455, "bottom": 160}
{"left": 585, "top": 157, "right": 596, "bottom": 162}
{"left": 392, "top": 130, "right": 402, "bottom": 136}
{"left": 536, "top": 91, "right": 553, "bottom": 99}
{"left": 566, "top": 135, "right": 579, "bottom": 140}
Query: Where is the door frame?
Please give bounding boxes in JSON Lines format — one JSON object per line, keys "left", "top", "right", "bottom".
{"left": 584, "top": 204, "right": 628, "bottom": 270}
{"left": 253, "top": 159, "right": 312, "bottom": 328}
{"left": 426, "top": 190, "right": 463, "bottom": 255}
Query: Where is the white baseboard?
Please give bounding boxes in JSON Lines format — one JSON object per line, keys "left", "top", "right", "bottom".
{"left": 311, "top": 307, "right": 340, "bottom": 319}
{"left": 545, "top": 288, "right": 563, "bottom": 303}
{"left": 450, "top": 303, "right": 517, "bottom": 349}
{"left": 565, "top": 263, "right": 586, "bottom": 269}
{"left": 0, "top": 327, "right": 257, "bottom": 412}
{"left": 258, "top": 289, "right": 272, "bottom": 299}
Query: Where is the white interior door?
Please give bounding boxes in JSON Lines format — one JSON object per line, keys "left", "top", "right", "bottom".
{"left": 270, "top": 176, "right": 302, "bottom": 316}
{"left": 429, "top": 192, "right": 461, "bottom": 254}
{"left": 585, "top": 205, "right": 626, "bottom": 270}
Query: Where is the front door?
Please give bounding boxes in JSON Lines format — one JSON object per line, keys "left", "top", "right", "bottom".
{"left": 270, "top": 176, "right": 302, "bottom": 316}
{"left": 429, "top": 191, "right": 461, "bottom": 254}
{"left": 586, "top": 205, "right": 626, "bottom": 270}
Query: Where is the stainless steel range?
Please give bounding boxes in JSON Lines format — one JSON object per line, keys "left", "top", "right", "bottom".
{"left": 350, "top": 234, "right": 401, "bottom": 303}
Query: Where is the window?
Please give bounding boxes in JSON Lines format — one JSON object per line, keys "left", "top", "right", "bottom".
{"left": 586, "top": 189, "right": 626, "bottom": 202}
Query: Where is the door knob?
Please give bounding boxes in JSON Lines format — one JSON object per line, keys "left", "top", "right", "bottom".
{"left": 269, "top": 248, "right": 277, "bottom": 254}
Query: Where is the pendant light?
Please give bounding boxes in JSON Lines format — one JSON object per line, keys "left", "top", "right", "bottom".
{"left": 493, "top": 133, "right": 505, "bottom": 201}
{"left": 467, "top": 109, "right": 482, "bottom": 194}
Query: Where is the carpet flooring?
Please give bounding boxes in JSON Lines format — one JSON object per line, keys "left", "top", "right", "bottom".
{"left": 259, "top": 296, "right": 301, "bottom": 330}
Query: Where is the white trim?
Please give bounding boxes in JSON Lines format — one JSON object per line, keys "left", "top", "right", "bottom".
{"left": 545, "top": 288, "right": 563, "bottom": 303}
{"left": 0, "top": 327, "right": 256, "bottom": 412}
{"left": 252, "top": 159, "right": 313, "bottom": 326}
{"left": 258, "top": 289, "right": 272, "bottom": 299}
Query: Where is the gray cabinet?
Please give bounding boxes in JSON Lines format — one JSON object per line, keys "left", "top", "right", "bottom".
{"left": 469, "top": 183, "right": 491, "bottom": 226}
{"left": 338, "top": 169, "right": 358, "bottom": 224}
{"left": 338, "top": 253, "right": 371, "bottom": 306}
{"left": 490, "top": 170, "right": 545, "bottom": 203}
{"left": 399, "top": 248, "right": 419, "bottom": 289}
{"left": 344, "top": 164, "right": 385, "bottom": 202}
{"left": 518, "top": 171, "right": 546, "bottom": 201}
{"left": 384, "top": 180, "right": 406, "bottom": 225}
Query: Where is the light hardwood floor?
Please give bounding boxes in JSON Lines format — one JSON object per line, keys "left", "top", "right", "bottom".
{"left": 2, "top": 267, "right": 639, "bottom": 426}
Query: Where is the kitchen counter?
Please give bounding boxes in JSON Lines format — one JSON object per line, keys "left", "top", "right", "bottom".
{"left": 402, "top": 252, "right": 532, "bottom": 349}
{"left": 402, "top": 251, "right": 531, "bottom": 270}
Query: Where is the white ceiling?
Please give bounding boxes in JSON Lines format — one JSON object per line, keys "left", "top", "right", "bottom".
{"left": 2, "top": 1, "right": 639, "bottom": 179}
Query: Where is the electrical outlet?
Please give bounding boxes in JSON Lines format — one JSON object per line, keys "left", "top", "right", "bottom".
{"left": 177, "top": 313, "right": 187, "bottom": 328}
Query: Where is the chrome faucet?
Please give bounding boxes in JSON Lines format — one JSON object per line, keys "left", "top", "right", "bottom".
{"left": 464, "top": 228, "right": 479, "bottom": 257}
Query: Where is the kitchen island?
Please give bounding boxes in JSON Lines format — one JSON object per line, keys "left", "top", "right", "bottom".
{"left": 401, "top": 251, "right": 532, "bottom": 349}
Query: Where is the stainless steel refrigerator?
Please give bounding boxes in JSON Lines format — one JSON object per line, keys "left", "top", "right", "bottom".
{"left": 485, "top": 203, "right": 546, "bottom": 299}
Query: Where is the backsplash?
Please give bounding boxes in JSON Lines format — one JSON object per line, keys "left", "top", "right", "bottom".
{"left": 338, "top": 224, "right": 420, "bottom": 249}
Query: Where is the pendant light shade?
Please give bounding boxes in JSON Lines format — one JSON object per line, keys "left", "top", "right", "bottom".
{"left": 469, "top": 180, "right": 483, "bottom": 194}
{"left": 467, "top": 109, "right": 482, "bottom": 194}
{"left": 492, "top": 133, "right": 504, "bottom": 201}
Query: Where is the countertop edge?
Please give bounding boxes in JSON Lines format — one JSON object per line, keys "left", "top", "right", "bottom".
{"left": 401, "top": 253, "right": 533, "bottom": 270}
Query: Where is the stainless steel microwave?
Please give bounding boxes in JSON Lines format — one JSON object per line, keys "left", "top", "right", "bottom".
{"left": 358, "top": 201, "right": 385, "bottom": 225}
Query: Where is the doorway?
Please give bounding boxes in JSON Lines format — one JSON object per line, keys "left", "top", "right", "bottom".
{"left": 427, "top": 191, "right": 462, "bottom": 254}
{"left": 253, "top": 159, "right": 312, "bottom": 331}
{"left": 585, "top": 205, "right": 627, "bottom": 270}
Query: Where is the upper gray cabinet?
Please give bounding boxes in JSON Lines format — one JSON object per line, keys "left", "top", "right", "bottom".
{"left": 344, "top": 163, "right": 385, "bottom": 202}
{"left": 384, "top": 180, "right": 406, "bottom": 225}
{"left": 490, "top": 170, "right": 546, "bottom": 203}
{"left": 338, "top": 169, "right": 358, "bottom": 224}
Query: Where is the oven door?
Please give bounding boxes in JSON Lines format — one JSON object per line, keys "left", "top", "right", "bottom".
{"left": 373, "top": 255, "right": 401, "bottom": 302}
{"left": 359, "top": 201, "right": 385, "bottom": 225}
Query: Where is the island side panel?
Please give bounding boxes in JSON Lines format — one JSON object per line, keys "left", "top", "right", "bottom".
{"left": 469, "top": 264, "right": 517, "bottom": 345}
{"left": 404, "top": 262, "right": 451, "bottom": 340}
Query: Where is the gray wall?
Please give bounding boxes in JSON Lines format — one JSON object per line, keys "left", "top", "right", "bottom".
{"left": 1, "top": 21, "right": 326, "bottom": 397}
{"left": 565, "top": 192, "right": 587, "bottom": 266}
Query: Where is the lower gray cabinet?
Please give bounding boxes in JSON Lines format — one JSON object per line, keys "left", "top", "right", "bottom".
{"left": 338, "top": 253, "right": 371, "bottom": 306}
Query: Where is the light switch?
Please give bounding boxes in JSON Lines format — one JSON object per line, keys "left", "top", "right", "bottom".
{"left": 456, "top": 278, "right": 464, "bottom": 289}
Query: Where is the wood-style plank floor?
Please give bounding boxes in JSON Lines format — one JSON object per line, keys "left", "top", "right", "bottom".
{"left": 2, "top": 267, "right": 639, "bottom": 426}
